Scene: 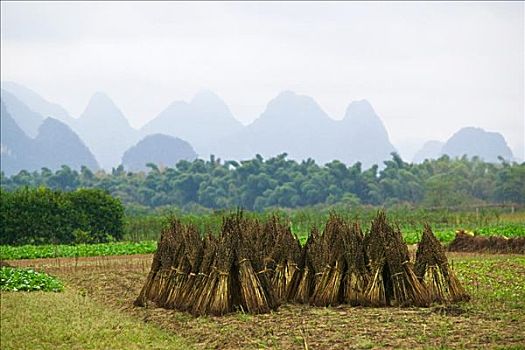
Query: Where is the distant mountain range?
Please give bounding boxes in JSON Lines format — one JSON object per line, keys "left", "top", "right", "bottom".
{"left": 1, "top": 82, "right": 75, "bottom": 126}
{"left": 209, "top": 91, "right": 396, "bottom": 167}
{"left": 413, "top": 128, "right": 514, "bottom": 163}
{"left": 75, "top": 92, "right": 140, "bottom": 169}
{"left": 1, "top": 99, "right": 99, "bottom": 175}
{"left": 141, "top": 90, "right": 243, "bottom": 156}
{"left": 0, "top": 81, "right": 517, "bottom": 176}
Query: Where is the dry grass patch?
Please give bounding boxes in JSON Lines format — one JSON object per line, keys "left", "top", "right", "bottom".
{"left": 0, "top": 287, "right": 189, "bottom": 350}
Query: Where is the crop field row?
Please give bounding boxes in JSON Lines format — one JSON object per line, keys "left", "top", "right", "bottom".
{"left": 2, "top": 223, "right": 523, "bottom": 260}
{"left": 0, "top": 241, "right": 157, "bottom": 260}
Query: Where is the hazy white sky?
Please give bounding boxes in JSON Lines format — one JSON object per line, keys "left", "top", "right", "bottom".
{"left": 1, "top": 1, "right": 524, "bottom": 160}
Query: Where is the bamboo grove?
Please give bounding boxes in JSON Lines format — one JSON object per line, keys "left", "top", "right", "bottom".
{"left": 134, "top": 211, "right": 470, "bottom": 315}
{"left": 2, "top": 153, "right": 524, "bottom": 210}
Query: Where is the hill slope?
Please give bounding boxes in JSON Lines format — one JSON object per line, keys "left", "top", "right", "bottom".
{"left": 122, "top": 134, "right": 197, "bottom": 171}
{"left": 75, "top": 92, "right": 139, "bottom": 169}
{"left": 212, "top": 92, "right": 396, "bottom": 168}
{"left": 1, "top": 81, "right": 74, "bottom": 125}
{"left": 35, "top": 118, "right": 99, "bottom": 171}
{"left": 141, "top": 90, "right": 243, "bottom": 156}
{"left": 412, "top": 141, "right": 445, "bottom": 163}
{"left": 1, "top": 100, "right": 99, "bottom": 175}
{"left": 0, "top": 89, "right": 44, "bottom": 138}
{"left": 441, "top": 127, "right": 513, "bottom": 162}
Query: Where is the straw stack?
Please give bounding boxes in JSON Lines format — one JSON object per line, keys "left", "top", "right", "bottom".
{"left": 342, "top": 222, "right": 369, "bottom": 306}
{"left": 364, "top": 212, "right": 430, "bottom": 307}
{"left": 191, "top": 234, "right": 219, "bottom": 315}
{"left": 287, "top": 228, "right": 317, "bottom": 304}
{"left": 415, "top": 224, "right": 470, "bottom": 303}
{"left": 270, "top": 220, "right": 301, "bottom": 303}
{"left": 310, "top": 214, "right": 345, "bottom": 306}
{"left": 134, "top": 228, "right": 167, "bottom": 306}
{"left": 136, "top": 211, "right": 468, "bottom": 316}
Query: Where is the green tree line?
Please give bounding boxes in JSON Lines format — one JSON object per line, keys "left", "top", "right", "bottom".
{"left": 1, "top": 153, "right": 524, "bottom": 211}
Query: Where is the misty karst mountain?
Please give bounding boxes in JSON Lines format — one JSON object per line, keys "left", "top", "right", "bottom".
{"left": 1, "top": 84, "right": 141, "bottom": 170}
{"left": 1, "top": 102, "right": 35, "bottom": 175}
{"left": 75, "top": 92, "right": 140, "bottom": 170}
{"left": 213, "top": 91, "right": 334, "bottom": 162}
{"left": 1, "top": 81, "right": 75, "bottom": 126}
{"left": 212, "top": 91, "right": 396, "bottom": 168}
{"left": 122, "top": 134, "right": 197, "bottom": 172}
{"left": 141, "top": 90, "right": 243, "bottom": 156}
{"left": 1, "top": 82, "right": 518, "bottom": 173}
{"left": 335, "top": 99, "right": 396, "bottom": 167}
{"left": 0, "top": 83, "right": 152, "bottom": 171}
{"left": 412, "top": 141, "right": 445, "bottom": 163}
{"left": 0, "top": 101, "right": 99, "bottom": 175}
{"left": 413, "top": 128, "right": 514, "bottom": 163}
{"left": 34, "top": 118, "right": 99, "bottom": 171}
{"left": 1, "top": 89, "right": 44, "bottom": 138}
{"left": 441, "top": 127, "right": 513, "bottom": 162}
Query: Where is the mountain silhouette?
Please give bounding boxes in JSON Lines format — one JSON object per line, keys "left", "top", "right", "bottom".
{"left": 334, "top": 99, "right": 396, "bottom": 167}
{"left": 441, "top": 127, "right": 513, "bottom": 162}
{"left": 212, "top": 92, "right": 396, "bottom": 168}
{"left": 1, "top": 101, "right": 36, "bottom": 175}
{"left": 75, "top": 92, "right": 139, "bottom": 169}
{"left": 35, "top": 117, "right": 99, "bottom": 171}
{"left": 3, "top": 82, "right": 516, "bottom": 170}
{"left": 122, "top": 134, "right": 197, "bottom": 172}
{"left": 412, "top": 141, "right": 445, "bottom": 163}
{"left": 1, "top": 100, "right": 99, "bottom": 175}
{"left": 1, "top": 89, "right": 44, "bottom": 138}
{"left": 216, "top": 91, "right": 335, "bottom": 162}
{"left": 141, "top": 90, "right": 243, "bottom": 156}
{"left": 1, "top": 81, "right": 74, "bottom": 125}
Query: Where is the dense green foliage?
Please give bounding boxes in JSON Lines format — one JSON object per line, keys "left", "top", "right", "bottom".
{"left": 0, "top": 267, "right": 63, "bottom": 292}
{"left": 1, "top": 154, "right": 523, "bottom": 210}
{"left": 0, "top": 241, "right": 157, "bottom": 260}
{"left": 0, "top": 187, "right": 124, "bottom": 245}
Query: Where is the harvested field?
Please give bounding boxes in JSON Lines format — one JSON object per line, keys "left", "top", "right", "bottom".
{"left": 6, "top": 252, "right": 524, "bottom": 349}
{"left": 448, "top": 231, "right": 525, "bottom": 254}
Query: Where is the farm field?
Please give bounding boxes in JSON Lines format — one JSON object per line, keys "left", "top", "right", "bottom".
{"left": 123, "top": 209, "right": 525, "bottom": 245}
{"left": 3, "top": 209, "right": 524, "bottom": 260}
{"left": 2, "top": 221, "right": 523, "bottom": 261}
{"left": 2, "top": 252, "right": 524, "bottom": 350}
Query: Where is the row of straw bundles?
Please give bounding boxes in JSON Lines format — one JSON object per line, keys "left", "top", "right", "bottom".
{"left": 286, "top": 212, "right": 426, "bottom": 307}
{"left": 136, "top": 211, "right": 470, "bottom": 315}
{"left": 135, "top": 212, "right": 291, "bottom": 315}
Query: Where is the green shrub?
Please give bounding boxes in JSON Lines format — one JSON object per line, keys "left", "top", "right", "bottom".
{"left": 0, "top": 187, "right": 124, "bottom": 245}
{"left": 0, "top": 187, "right": 73, "bottom": 245}
{"left": 68, "top": 189, "right": 124, "bottom": 242}
{"left": 0, "top": 267, "right": 63, "bottom": 292}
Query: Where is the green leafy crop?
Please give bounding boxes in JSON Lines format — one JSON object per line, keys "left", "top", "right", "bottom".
{"left": 0, "top": 267, "right": 64, "bottom": 292}
{"left": 0, "top": 241, "right": 157, "bottom": 260}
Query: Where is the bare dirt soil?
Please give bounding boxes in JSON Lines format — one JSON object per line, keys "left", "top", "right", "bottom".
{"left": 8, "top": 253, "right": 525, "bottom": 350}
